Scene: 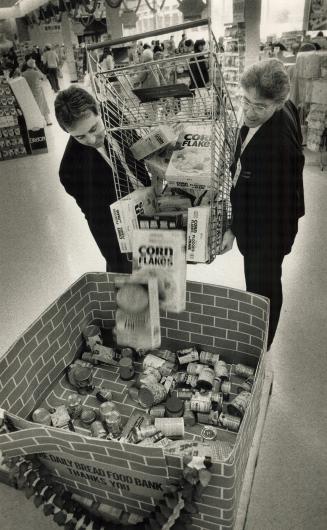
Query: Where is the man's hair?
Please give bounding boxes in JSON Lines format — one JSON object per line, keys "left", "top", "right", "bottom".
{"left": 240, "top": 59, "right": 290, "bottom": 105}
{"left": 185, "top": 39, "right": 194, "bottom": 48}
{"left": 54, "top": 86, "right": 98, "bottom": 131}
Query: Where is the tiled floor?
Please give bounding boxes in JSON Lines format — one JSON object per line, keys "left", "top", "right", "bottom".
{"left": 0, "top": 73, "right": 326, "bottom": 529}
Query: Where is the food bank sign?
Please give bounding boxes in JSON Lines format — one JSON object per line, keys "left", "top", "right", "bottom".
{"left": 39, "top": 453, "right": 167, "bottom": 498}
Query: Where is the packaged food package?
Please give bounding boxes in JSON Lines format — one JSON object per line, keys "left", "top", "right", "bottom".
{"left": 186, "top": 206, "right": 210, "bottom": 263}
{"left": 114, "top": 275, "right": 161, "bottom": 350}
{"left": 138, "top": 211, "right": 185, "bottom": 230}
{"left": 110, "top": 187, "right": 157, "bottom": 253}
{"left": 165, "top": 124, "right": 213, "bottom": 189}
{"left": 132, "top": 229, "right": 186, "bottom": 313}
{"left": 130, "top": 125, "right": 177, "bottom": 160}
{"left": 157, "top": 193, "right": 193, "bottom": 212}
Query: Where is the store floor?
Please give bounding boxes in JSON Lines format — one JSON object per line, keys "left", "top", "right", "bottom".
{"left": 0, "top": 75, "right": 327, "bottom": 530}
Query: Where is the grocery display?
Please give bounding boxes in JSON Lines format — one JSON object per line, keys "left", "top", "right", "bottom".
{"left": 0, "top": 272, "right": 270, "bottom": 530}
{"left": 220, "top": 23, "right": 246, "bottom": 114}
{"left": 0, "top": 79, "right": 28, "bottom": 161}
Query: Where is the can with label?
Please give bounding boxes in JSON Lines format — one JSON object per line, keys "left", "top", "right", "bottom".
{"left": 149, "top": 404, "right": 166, "bottom": 418}
{"left": 32, "top": 408, "right": 52, "bottom": 426}
{"left": 134, "top": 424, "right": 159, "bottom": 442}
{"left": 175, "top": 389, "right": 194, "bottom": 400}
{"left": 154, "top": 417, "right": 184, "bottom": 438}
{"left": 185, "top": 374, "right": 199, "bottom": 388}
{"left": 66, "top": 394, "right": 83, "bottom": 419}
{"left": 136, "top": 370, "right": 161, "bottom": 389}
{"left": 209, "top": 409, "right": 220, "bottom": 426}
{"left": 201, "top": 426, "right": 217, "bottom": 441}
{"left": 99, "top": 401, "right": 117, "bottom": 422}
{"left": 219, "top": 413, "right": 241, "bottom": 432}
{"left": 183, "top": 401, "right": 196, "bottom": 427}
{"left": 235, "top": 363, "right": 255, "bottom": 379}
{"left": 82, "top": 325, "right": 103, "bottom": 351}
{"left": 105, "top": 410, "right": 122, "bottom": 437}
{"left": 212, "top": 377, "right": 222, "bottom": 393}
{"left": 91, "top": 421, "right": 107, "bottom": 438}
{"left": 211, "top": 392, "right": 223, "bottom": 411}
{"left": 237, "top": 377, "right": 254, "bottom": 394}
{"left": 175, "top": 372, "right": 187, "bottom": 385}
{"left": 187, "top": 363, "right": 204, "bottom": 375}
{"left": 163, "top": 375, "right": 176, "bottom": 393}
{"left": 190, "top": 394, "right": 211, "bottom": 413}
{"left": 119, "top": 357, "right": 135, "bottom": 381}
{"left": 197, "top": 367, "right": 215, "bottom": 390}
{"left": 214, "top": 360, "right": 229, "bottom": 380}
{"left": 221, "top": 380, "right": 232, "bottom": 397}
{"left": 199, "top": 351, "right": 214, "bottom": 365}
{"left": 138, "top": 383, "right": 167, "bottom": 409}
{"left": 153, "top": 349, "right": 176, "bottom": 363}
{"left": 95, "top": 389, "right": 113, "bottom": 403}
{"left": 143, "top": 353, "right": 165, "bottom": 371}
{"left": 227, "top": 391, "right": 251, "bottom": 417}
{"left": 177, "top": 349, "right": 199, "bottom": 365}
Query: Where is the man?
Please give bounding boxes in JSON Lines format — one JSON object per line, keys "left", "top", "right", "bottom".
{"left": 54, "top": 86, "right": 150, "bottom": 273}
{"left": 221, "top": 59, "right": 305, "bottom": 349}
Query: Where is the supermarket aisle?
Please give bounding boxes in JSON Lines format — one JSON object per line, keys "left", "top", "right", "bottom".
{"left": 0, "top": 87, "right": 327, "bottom": 528}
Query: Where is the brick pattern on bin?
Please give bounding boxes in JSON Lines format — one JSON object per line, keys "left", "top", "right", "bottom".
{"left": 0, "top": 273, "right": 269, "bottom": 530}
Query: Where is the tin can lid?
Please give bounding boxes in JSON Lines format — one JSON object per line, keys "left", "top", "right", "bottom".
{"left": 74, "top": 366, "right": 92, "bottom": 382}
{"left": 201, "top": 426, "right": 217, "bottom": 441}
{"left": 83, "top": 324, "right": 101, "bottom": 338}
{"left": 138, "top": 387, "right": 155, "bottom": 408}
{"left": 80, "top": 409, "right": 97, "bottom": 423}
{"left": 165, "top": 397, "right": 183, "bottom": 414}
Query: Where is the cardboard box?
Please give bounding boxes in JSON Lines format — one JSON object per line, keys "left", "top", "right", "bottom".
{"left": 132, "top": 229, "right": 186, "bottom": 313}
{"left": 110, "top": 187, "right": 157, "bottom": 253}
{"left": 130, "top": 126, "right": 177, "bottom": 160}
{"left": 186, "top": 206, "right": 210, "bottom": 263}
{"left": 165, "top": 124, "right": 213, "bottom": 190}
{"left": 115, "top": 275, "right": 161, "bottom": 350}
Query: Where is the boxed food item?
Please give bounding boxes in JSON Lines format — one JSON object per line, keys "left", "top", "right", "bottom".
{"left": 186, "top": 206, "right": 210, "bottom": 263}
{"left": 110, "top": 187, "right": 157, "bottom": 253}
{"left": 114, "top": 274, "right": 161, "bottom": 350}
{"left": 138, "top": 211, "right": 185, "bottom": 230}
{"left": 132, "top": 229, "right": 186, "bottom": 313}
{"left": 165, "top": 124, "right": 213, "bottom": 189}
{"left": 130, "top": 126, "right": 177, "bottom": 160}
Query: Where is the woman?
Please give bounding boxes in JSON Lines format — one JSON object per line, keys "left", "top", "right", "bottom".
{"left": 189, "top": 39, "right": 209, "bottom": 89}
{"left": 22, "top": 58, "right": 52, "bottom": 126}
{"left": 221, "top": 59, "right": 305, "bottom": 349}
{"left": 100, "top": 47, "right": 114, "bottom": 71}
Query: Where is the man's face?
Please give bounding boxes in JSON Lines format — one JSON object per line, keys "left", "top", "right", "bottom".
{"left": 241, "top": 87, "right": 279, "bottom": 128}
{"left": 67, "top": 111, "right": 106, "bottom": 148}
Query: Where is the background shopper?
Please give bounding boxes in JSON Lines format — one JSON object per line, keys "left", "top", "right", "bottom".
{"left": 221, "top": 59, "right": 305, "bottom": 349}
{"left": 54, "top": 86, "right": 150, "bottom": 273}
{"left": 42, "top": 44, "right": 60, "bottom": 92}
{"left": 22, "top": 58, "right": 52, "bottom": 126}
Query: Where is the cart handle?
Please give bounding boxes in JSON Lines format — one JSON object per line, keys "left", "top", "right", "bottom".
{"left": 87, "top": 18, "right": 209, "bottom": 51}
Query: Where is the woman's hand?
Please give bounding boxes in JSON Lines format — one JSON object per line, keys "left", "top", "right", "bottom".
{"left": 220, "top": 229, "right": 235, "bottom": 254}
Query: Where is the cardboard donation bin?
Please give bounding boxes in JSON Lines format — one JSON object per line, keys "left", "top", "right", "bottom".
{"left": 0, "top": 273, "right": 269, "bottom": 530}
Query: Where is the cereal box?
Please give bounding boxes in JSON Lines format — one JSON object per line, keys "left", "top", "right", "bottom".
{"left": 132, "top": 229, "right": 186, "bottom": 313}
{"left": 130, "top": 126, "right": 177, "bottom": 160}
{"left": 186, "top": 206, "right": 210, "bottom": 263}
{"left": 110, "top": 187, "right": 157, "bottom": 253}
{"left": 165, "top": 124, "right": 213, "bottom": 189}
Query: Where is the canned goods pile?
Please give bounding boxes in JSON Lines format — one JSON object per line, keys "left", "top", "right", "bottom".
{"left": 31, "top": 323, "right": 257, "bottom": 442}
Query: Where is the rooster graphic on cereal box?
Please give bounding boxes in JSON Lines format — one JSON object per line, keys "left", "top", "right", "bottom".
{"left": 165, "top": 124, "right": 213, "bottom": 189}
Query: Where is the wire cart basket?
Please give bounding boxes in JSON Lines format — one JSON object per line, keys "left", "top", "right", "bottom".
{"left": 87, "top": 19, "right": 238, "bottom": 263}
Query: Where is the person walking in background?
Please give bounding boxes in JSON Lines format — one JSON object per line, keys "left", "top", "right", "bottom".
{"left": 99, "top": 47, "right": 115, "bottom": 71}
{"left": 189, "top": 39, "right": 209, "bottom": 90}
{"left": 134, "top": 47, "right": 160, "bottom": 89}
{"left": 221, "top": 59, "right": 305, "bottom": 350}
{"left": 42, "top": 44, "right": 60, "bottom": 92}
{"left": 22, "top": 58, "right": 52, "bottom": 126}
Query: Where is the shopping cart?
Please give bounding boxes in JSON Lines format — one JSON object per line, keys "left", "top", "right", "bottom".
{"left": 87, "top": 19, "right": 238, "bottom": 263}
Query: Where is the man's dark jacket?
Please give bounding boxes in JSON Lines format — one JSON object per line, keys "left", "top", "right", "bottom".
{"left": 59, "top": 135, "right": 150, "bottom": 272}
{"left": 230, "top": 100, "right": 305, "bottom": 256}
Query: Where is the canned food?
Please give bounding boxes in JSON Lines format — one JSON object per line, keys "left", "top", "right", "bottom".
{"left": 175, "top": 389, "right": 193, "bottom": 400}
{"left": 134, "top": 425, "right": 159, "bottom": 442}
{"left": 66, "top": 394, "right": 83, "bottom": 419}
{"left": 185, "top": 374, "right": 198, "bottom": 388}
{"left": 211, "top": 392, "right": 223, "bottom": 411}
{"left": 138, "top": 383, "right": 167, "bottom": 408}
{"left": 209, "top": 410, "right": 220, "bottom": 426}
{"left": 190, "top": 394, "right": 211, "bottom": 413}
{"left": 119, "top": 357, "right": 135, "bottom": 381}
{"left": 227, "top": 391, "right": 251, "bottom": 417}
{"left": 199, "top": 351, "right": 214, "bottom": 365}
{"left": 213, "top": 360, "right": 229, "bottom": 380}
{"left": 165, "top": 397, "right": 184, "bottom": 418}
{"left": 143, "top": 353, "right": 165, "bottom": 370}
{"left": 187, "top": 363, "right": 203, "bottom": 375}
{"left": 197, "top": 367, "right": 215, "bottom": 390}
{"left": 174, "top": 372, "right": 187, "bottom": 384}
{"left": 105, "top": 410, "right": 122, "bottom": 437}
{"left": 154, "top": 418, "right": 184, "bottom": 438}
{"left": 149, "top": 404, "right": 166, "bottom": 418}
{"left": 177, "top": 349, "right": 199, "bottom": 365}
{"left": 163, "top": 375, "right": 176, "bottom": 393}
{"left": 82, "top": 325, "right": 103, "bottom": 351}
{"left": 128, "top": 385, "right": 139, "bottom": 402}
{"left": 120, "top": 348, "right": 134, "bottom": 360}
{"left": 237, "top": 377, "right": 254, "bottom": 394}
{"left": 235, "top": 363, "right": 255, "bottom": 379}
{"left": 221, "top": 381, "right": 232, "bottom": 396}
{"left": 183, "top": 401, "right": 196, "bottom": 427}
{"left": 95, "top": 389, "right": 113, "bottom": 403}
{"left": 219, "top": 413, "right": 241, "bottom": 432}
{"left": 99, "top": 401, "right": 117, "bottom": 421}
{"left": 90, "top": 421, "right": 107, "bottom": 438}
{"left": 32, "top": 408, "right": 52, "bottom": 426}
{"left": 201, "top": 426, "right": 217, "bottom": 441}
{"left": 212, "top": 377, "right": 222, "bottom": 393}
{"left": 80, "top": 408, "right": 97, "bottom": 425}
{"left": 152, "top": 349, "right": 176, "bottom": 363}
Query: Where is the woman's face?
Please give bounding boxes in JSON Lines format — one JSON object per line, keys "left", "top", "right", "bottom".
{"left": 241, "top": 87, "right": 279, "bottom": 128}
